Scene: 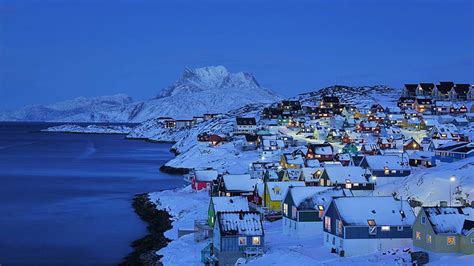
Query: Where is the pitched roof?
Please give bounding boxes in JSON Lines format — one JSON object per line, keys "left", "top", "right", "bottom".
{"left": 363, "top": 155, "right": 410, "bottom": 170}
{"left": 217, "top": 211, "right": 264, "bottom": 236}
{"left": 266, "top": 181, "right": 305, "bottom": 201}
{"left": 323, "top": 166, "right": 368, "bottom": 183}
{"left": 333, "top": 196, "right": 415, "bottom": 226}
{"left": 194, "top": 170, "right": 219, "bottom": 182}
{"left": 222, "top": 174, "right": 257, "bottom": 192}
{"left": 287, "top": 186, "right": 334, "bottom": 208}
{"left": 423, "top": 207, "right": 474, "bottom": 234}
{"left": 212, "top": 196, "right": 249, "bottom": 213}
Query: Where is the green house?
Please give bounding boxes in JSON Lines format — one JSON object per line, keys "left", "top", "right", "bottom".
{"left": 413, "top": 206, "right": 474, "bottom": 255}
{"left": 342, "top": 143, "right": 359, "bottom": 154}
{"left": 207, "top": 196, "right": 249, "bottom": 226}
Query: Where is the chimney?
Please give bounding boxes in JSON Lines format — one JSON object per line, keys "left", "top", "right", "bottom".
{"left": 440, "top": 201, "right": 448, "bottom": 207}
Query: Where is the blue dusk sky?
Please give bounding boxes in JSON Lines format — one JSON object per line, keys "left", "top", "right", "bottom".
{"left": 1, "top": 0, "right": 473, "bottom": 109}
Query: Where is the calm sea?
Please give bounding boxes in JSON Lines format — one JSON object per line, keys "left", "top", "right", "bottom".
{"left": 0, "top": 122, "right": 184, "bottom": 265}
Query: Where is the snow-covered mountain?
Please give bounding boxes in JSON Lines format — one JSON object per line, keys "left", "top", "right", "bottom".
{"left": 0, "top": 66, "right": 281, "bottom": 122}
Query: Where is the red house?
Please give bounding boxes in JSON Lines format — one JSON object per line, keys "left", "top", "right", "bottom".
{"left": 306, "top": 143, "right": 334, "bottom": 161}
{"left": 191, "top": 169, "right": 219, "bottom": 191}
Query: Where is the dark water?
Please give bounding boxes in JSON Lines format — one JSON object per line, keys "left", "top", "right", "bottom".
{"left": 0, "top": 123, "right": 184, "bottom": 265}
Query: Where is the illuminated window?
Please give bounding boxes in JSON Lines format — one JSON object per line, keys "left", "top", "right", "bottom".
{"left": 416, "top": 231, "right": 421, "bottom": 240}
{"left": 367, "top": 219, "right": 376, "bottom": 226}
{"left": 447, "top": 236, "right": 456, "bottom": 245}
{"left": 252, "top": 236, "right": 261, "bottom": 246}
{"left": 381, "top": 226, "right": 390, "bottom": 231}
{"left": 427, "top": 234, "right": 432, "bottom": 244}
{"left": 384, "top": 167, "right": 390, "bottom": 175}
{"left": 337, "top": 219, "right": 343, "bottom": 235}
{"left": 324, "top": 216, "right": 331, "bottom": 230}
{"left": 239, "top": 237, "right": 247, "bottom": 246}
{"left": 283, "top": 203, "right": 288, "bottom": 216}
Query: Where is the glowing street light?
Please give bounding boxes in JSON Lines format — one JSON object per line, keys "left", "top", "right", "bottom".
{"left": 449, "top": 176, "right": 456, "bottom": 207}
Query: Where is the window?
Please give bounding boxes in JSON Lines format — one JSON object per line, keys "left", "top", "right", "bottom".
{"left": 292, "top": 206, "right": 297, "bottom": 220}
{"left": 252, "top": 236, "right": 261, "bottom": 246}
{"left": 324, "top": 216, "right": 331, "bottom": 231}
{"left": 421, "top": 216, "right": 426, "bottom": 224}
{"left": 369, "top": 226, "right": 377, "bottom": 235}
{"left": 336, "top": 219, "right": 343, "bottom": 236}
{"left": 283, "top": 203, "right": 288, "bottom": 216}
{"left": 326, "top": 234, "right": 329, "bottom": 242}
{"left": 384, "top": 167, "right": 390, "bottom": 175}
{"left": 470, "top": 238, "right": 474, "bottom": 244}
{"left": 416, "top": 231, "right": 421, "bottom": 240}
{"left": 345, "top": 183, "right": 352, "bottom": 189}
{"left": 318, "top": 205, "right": 325, "bottom": 218}
{"left": 447, "top": 236, "right": 456, "bottom": 246}
{"left": 367, "top": 219, "right": 376, "bottom": 226}
{"left": 397, "top": 226, "right": 403, "bottom": 231}
{"left": 427, "top": 234, "right": 432, "bottom": 244}
{"left": 332, "top": 237, "right": 335, "bottom": 245}
{"left": 239, "top": 237, "right": 247, "bottom": 246}
{"left": 391, "top": 170, "right": 396, "bottom": 174}
{"left": 381, "top": 226, "right": 390, "bottom": 232}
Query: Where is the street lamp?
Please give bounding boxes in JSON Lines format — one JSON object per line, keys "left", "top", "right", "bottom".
{"left": 449, "top": 176, "right": 456, "bottom": 207}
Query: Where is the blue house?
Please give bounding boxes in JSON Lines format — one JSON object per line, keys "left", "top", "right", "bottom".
{"left": 323, "top": 196, "right": 415, "bottom": 257}
{"left": 435, "top": 141, "right": 474, "bottom": 162}
{"left": 209, "top": 211, "right": 264, "bottom": 265}
{"left": 359, "top": 155, "right": 411, "bottom": 179}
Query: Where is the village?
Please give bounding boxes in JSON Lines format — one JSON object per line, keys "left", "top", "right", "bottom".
{"left": 151, "top": 82, "right": 474, "bottom": 265}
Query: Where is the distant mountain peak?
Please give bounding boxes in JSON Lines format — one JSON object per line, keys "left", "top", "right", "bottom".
{"left": 157, "top": 65, "right": 261, "bottom": 98}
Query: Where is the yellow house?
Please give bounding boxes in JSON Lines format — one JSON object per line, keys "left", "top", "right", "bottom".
{"left": 280, "top": 153, "right": 304, "bottom": 169}
{"left": 263, "top": 181, "right": 305, "bottom": 212}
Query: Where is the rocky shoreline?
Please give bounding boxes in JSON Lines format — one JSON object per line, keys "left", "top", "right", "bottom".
{"left": 159, "top": 165, "right": 190, "bottom": 175}
{"left": 121, "top": 193, "right": 173, "bottom": 266}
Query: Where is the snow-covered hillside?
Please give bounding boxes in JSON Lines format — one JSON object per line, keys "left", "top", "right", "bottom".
{"left": 0, "top": 66, "right": 281, "bottom": 123}
{"left": 296, "top": 85, "right": 401, "bottom": 108}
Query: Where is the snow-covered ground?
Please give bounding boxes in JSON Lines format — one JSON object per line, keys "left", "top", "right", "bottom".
{"left": 149, "top": 185, "right": 474, "bottom": 265}
{"left": 42, "top": 124, "right": 133, "bottom": 134}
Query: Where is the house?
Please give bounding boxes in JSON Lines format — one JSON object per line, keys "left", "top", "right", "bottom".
{"left": 192, "top": 169, "right": 219, "bottom": 191}
{"left": 280, "top": 153, "right": 304, "bottom": 169}
{"left": 241, "top": 134, "right": 258, "bottom": 151}
{"left": 408, "top": 151, "right": 436, "bottom": 168}
{"left": 434, "top": 141, "right": 474, "bottom": 162}
{"left": 370, "top": 104, "right": 385, "bottom": 114}
{"left": 434, "top": 101, "right": 452, "bottom": 115}
{"left": 417, "top": 83, "right": 435, "bottom": 97}
{"left": 279, "top": 100, "right": 302, "bottom": 114}
{"left": 342, "top": 132, "right": 364, "bottom": 144}
{"left": 413, "top": 206, "right": 474, "bottom": 255}
{"left": 430, "top": 124, "right": 461, "bottom": 140}
{"left": 210, "top": 211, "right": 264, "bottom": 265}
{"left": 360, "top": 143, "right": 379, "bottom": 155}
{"left": 319, "top": 166, "right": 374, "bottom": 193}
{"left": 449, "top": 84, "right": 473, "bottom": 101}
{"left": 356, "top": 121, "right": 380, "bottom": 134}
{"left": 403, "top": 138, "right": 422, "bottom": 151}
{"left": 282, "top": 186, "right": 341, "bottom": 238}
{"left": 262, "top": 107, "right": 283, "bottom": 119}
{"left": 433, "top": 82, "right": 454, "bottom": 100}
{"left": 397, "top": 96, "right": 416, "bottom": 110}
{"left": 235, "top": 117, "right": 257, "bottom": 134}
{"left": 262, "top": 138, "right": 285, "bottom": 151}
{"left": 453, "top": 117, "right": 469, "bottom": 127}
{"left": 414, "top": 98, "right": 433, "bottom": 114}
{"left": 198, "top": 133, "right": 225, "bottom": 146}
{"left": 300, "top": 167, "right": 324, "bottom": 186}
{"left": 263, "top": 181, "right": 305, "bottom": 212}
{"left": 217, "top": 174, "right": 258, "bottom": 197}
{"left": 337, "top": 153, "right": 353, "bottom": 166}
{"left": 342, "top": 143, "right": 359, "bottom": 154}
{"left": 306, "top": 143, "right": 334, "bottom": 162}
{"left": 323, "top": 196, "right": 415, "bottom": 257}
{"left": 175, "top": 119, "right": 194, "bottom": 128}
{"left": 359, "top": 155, "right": 411, "bottom": 177}
{"left": 377, "top": 137, "right": 396, "bottom": 150}
{"left": 207, "top": 196, "right": 249, "bottom": 226}
{"left": 164, "top": 119, "right": 177, "bottom": 128}
{"left": 204, "top": 113, "right": 223, "bottom": 121}
{"left": 320, "top": 96, "right": 340, "bottom": 109}
{"left": 403, "top": 84, "right": 418, "bottom": 97}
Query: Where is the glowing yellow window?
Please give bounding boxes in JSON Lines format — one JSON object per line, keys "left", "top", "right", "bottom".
{"left": 427, "top": 234, "right": 432, "bottom": 244}
{"left": 252, "top": 236, "right": 261, "bottom": 245}
{"left": 416, "top": 231, "right": 421, "bottom": 240}
{"left": 447, "top": 236, "right": 456, "bottom": 245}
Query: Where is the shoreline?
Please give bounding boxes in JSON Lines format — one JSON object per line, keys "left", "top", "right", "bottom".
{"left": 121, "top": 193, "right": 173, "bottom": 266}
{"left": 159, "top": 164, "right": 190, "bottom": 175}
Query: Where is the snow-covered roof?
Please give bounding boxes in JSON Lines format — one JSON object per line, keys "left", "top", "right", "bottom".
{"left": 323, "top": 166, "right": 368, "bottom": 184}
{"left": 424, "top": 207, "right": 474, "bottom": 235}
{"left": 363, "top": 155, "right": 410, "bottom": 170}
{"left": 212, "top": 196, "right": 249, "bottom": 213}
{"left": 287, "top": 186, "right": 333, "bottom": 207}
{"left": 218, "top": 211, "right": 264, "bottom": 236}
{"left": 194, "top": 170, "right": 219, "bottom": 182}
{"left": 333, "top": 196, "right": 415, "bottom": 226}
{"left": 222, "top": 174, "right": 257, "bottom": 192}
{"left": 298, "top": 187, "right": 349, "bottom": 210}
{"left": 305, "top": 159, "right": 321, "bottom": 167}
{"left": 267, "top": 181, "right": 305, "bottom": 201}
